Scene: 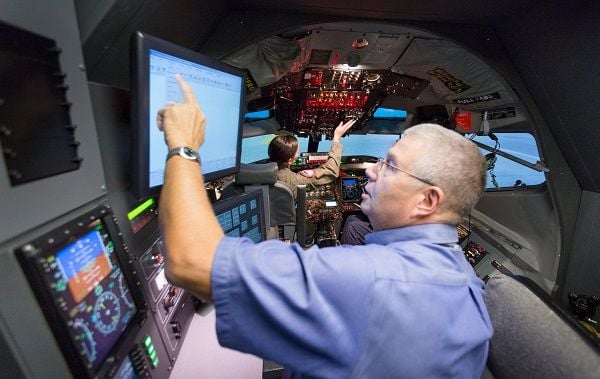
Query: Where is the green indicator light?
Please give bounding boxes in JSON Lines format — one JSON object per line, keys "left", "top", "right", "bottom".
{"left": 151, "top": 357, "right": 159, "bottom": 368}
{"left": 128, "top": 198, "right": 156, "bottom": 221}
{"left": 55, "top": 280, "right": 67, "bottom": 292}
{"left": 146, "top": 344, "right": 155, "bottom": 355}
{"left": 143, "top": 335, "right": 152, "bottom": 348}
{"left": 149, "top": 349, "right": 157, "bottom": 361}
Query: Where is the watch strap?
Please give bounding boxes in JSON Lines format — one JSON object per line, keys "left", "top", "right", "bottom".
{"left": 166, "top": 147, "right": 200, "bottom": 163}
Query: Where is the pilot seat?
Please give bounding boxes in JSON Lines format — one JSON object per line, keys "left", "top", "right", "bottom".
{"left": 483, "top": 274, "right": 600, "bottom": 378}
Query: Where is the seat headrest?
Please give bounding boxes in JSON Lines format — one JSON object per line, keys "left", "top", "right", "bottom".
{"left": 485, "top": 274, "right": 600, "bottom": 378}
{"left": 235, "top": 162, "right": 278, "bottom": 185}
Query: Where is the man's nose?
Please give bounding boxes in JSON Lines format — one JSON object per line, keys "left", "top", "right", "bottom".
{"left": 365, "top": 163, "right": 378, "bottom": 181}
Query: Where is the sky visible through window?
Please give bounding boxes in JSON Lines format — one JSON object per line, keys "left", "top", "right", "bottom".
{"left": 241, "top": 134, "right": 399, "bottom": 163}
{"left": 241, "top": 131, "right": 545, "bottom": 190}
{"left": 471, "top": 133, "right": 545, "bottom": 188}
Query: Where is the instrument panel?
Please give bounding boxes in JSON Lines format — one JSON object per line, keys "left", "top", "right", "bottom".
{"left": 292, "top": 156, "right": 372, "bottom": 247}
{"left": 263, "top": 68, "right": 428, "bottom": 139}
{"left": 16, "top": 205, "right": 147, "bottom": 377}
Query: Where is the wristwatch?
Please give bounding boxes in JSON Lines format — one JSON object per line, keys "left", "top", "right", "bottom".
{"left": 166, "top": 147, "right": 200, "bottom": 163}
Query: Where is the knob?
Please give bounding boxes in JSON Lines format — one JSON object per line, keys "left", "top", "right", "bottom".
{"left": 170, "top": 321, "right": 182, "bottom": 334}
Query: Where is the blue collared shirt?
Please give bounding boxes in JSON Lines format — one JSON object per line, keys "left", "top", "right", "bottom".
{"left": 211, "top": 224, "right": 493, "bottom": 378}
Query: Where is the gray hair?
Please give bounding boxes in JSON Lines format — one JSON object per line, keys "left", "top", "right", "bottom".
{"left": 403, "top": 123, "right": 486, "bottom": 223}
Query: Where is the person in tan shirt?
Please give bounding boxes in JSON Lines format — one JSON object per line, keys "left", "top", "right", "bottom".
{"left": 268, "top": 120, "right": 356, "bottom": 198}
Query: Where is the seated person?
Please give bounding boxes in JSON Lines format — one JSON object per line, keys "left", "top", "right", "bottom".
{"left": 268, "top": 119, "right": 355, "bottom": 198}
{"left": 340, "top": 212, "right": 373, "bottom": 245}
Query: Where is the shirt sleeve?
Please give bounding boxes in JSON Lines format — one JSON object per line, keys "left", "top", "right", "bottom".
{"left": 312, "top": 140, "right": 342, "bottom": 183}
{"left": 211, "top": 236, "right": 374, "bottom": 377}
{"left": 276, "top": 141, "right": 343, "bottom": 195}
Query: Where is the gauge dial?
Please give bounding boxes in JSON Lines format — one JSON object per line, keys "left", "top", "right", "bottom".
{"left": 93, "top": 291, "right": 121, "bottom": 335}
{"left": 72, "top": 318, "right": 97, "bottom": 367}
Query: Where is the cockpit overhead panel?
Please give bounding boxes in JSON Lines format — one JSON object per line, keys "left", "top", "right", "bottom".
{"left": 264, "top": 68, "right": 428, "bottom": 138}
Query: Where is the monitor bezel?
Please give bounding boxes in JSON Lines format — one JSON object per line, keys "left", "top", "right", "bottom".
{"left": 131, "top": 31, "right": 245, "bottom": 200}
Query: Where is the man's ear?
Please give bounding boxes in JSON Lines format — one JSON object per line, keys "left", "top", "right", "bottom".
{"left": 414, "top": 186, "right": 444, "bottom": 217}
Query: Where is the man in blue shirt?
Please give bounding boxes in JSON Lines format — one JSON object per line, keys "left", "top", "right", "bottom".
{"left": 158, "top": 76, "right": 492, "bottom": 378}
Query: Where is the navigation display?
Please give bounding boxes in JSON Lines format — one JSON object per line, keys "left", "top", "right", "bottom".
{"left": 51, "top": 222, "right": 136, "bottom": 370}
{"left": 18, "top": 210, "right": 137, "bottom": 374}
{"left": 341, "top": 177, "right": 362, "bottom": 202}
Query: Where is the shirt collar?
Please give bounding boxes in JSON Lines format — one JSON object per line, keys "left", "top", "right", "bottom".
{"left": 365, "top": 223, "right": 458, "bottom": 246}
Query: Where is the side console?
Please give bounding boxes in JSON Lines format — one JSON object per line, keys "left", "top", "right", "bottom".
{"left": 118, "top": 198, "right": 196, "bottom": 369}
{"left": 136, "top": 237, "right": 196, "bottom": 363}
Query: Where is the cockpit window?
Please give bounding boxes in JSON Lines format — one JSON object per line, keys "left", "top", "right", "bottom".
{"left": 240, "top": 134, "right": 313, "bottom": 163}
{"left": 372, "top": 107, "right": 407, "bottom": 120}
{"left": 317, "top": 134, "right": 399, "bottom": 157}
{"left": 242, "top": 132, "right": 545, "bottom": 190}
{"left": 241, "top": 134, "right": 274, "bottom": 163}
{"left": 470, "top": 133, "right": 546, "bottom": 190}
{"left": 244, "top": 110, "right": 271, "bottom": 120}
{"left": 241, "top": 133, "right": 399, "bottom": 163}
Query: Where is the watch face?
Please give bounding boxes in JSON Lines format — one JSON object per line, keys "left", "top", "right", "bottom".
{"left": 181, "top": 147, "right": 199, "bottom": 161}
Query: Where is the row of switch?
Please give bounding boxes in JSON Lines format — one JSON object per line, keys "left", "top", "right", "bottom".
{"left": 129, "top": 334, "right": 160, "bottom": 376}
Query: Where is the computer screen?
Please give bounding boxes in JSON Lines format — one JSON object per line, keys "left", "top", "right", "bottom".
{"left": 131, "top": 32, "right": 245, "bottom": 199}
{"left": 17, "top": 207, "right": 140, "bottom": 377}
{"left": 341, "top": 177, "right": 363, "bottom": 202}
{"left": 213, "top": 191, "right": 267, "bottom": 243}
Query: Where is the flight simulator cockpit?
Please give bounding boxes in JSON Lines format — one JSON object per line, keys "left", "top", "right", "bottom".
{"left": 2, "top": 1, "right": 597, "bottom": 377}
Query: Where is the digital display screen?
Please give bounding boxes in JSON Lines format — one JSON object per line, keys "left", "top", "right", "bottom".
{"left": 112, "top": 357, "right": 138, "bottom": 379}
{"left": 325, "top": 201, "right": 337, "bottom": 207}
{"left": 342, "top": 178, "right": 359, "bottom": 186}
{"left": 214, "top": 191, "right": 266, "bottom": 244}
{"left": 131, "top": 32, "right": 245, "bottom": 199}
{"left": 341, "top": 177, "right": 362, "bottom": 202}
{"left": 147, "top": 49, "right": 243, "bottom": 188}
{"left": 39, "top": 220, "right": 137, "bottom": 371}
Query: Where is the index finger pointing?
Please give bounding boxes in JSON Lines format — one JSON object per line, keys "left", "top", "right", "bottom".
{"left": 175, "top": 75, "right": 197, "bottom": 104}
